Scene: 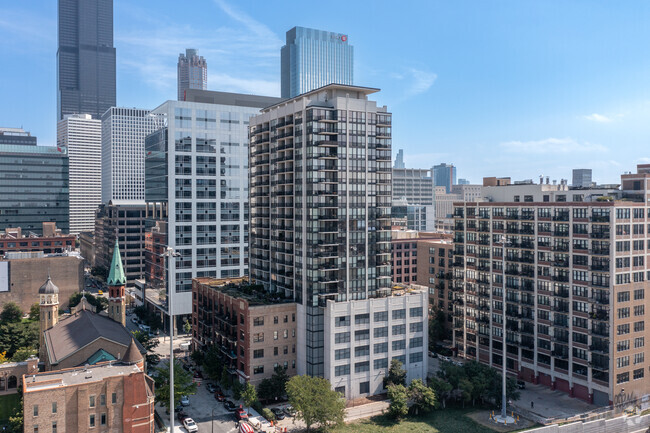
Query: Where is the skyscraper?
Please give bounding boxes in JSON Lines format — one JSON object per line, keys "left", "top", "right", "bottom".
{"left": 572, "top": 168, "right": 593, "bottom": 188}
{"left": 433, "top": 163, "right": 456, "bottom": 193}
{"left": 101, "top": 108, "right": 165, "bottom": 202}
{"left": 394, "top": 149, "right": 405, "bottom": 169}
{"left": 57, "top": 0, "right": 116, "bottom": 120}
{"left": 57, "top": 114, "right": 102, "bottom": 234}
{"left": 177, "top": 49, "right": 207, "bottom": 101}
{"left": 281, "top": 27, "right": 354, "bottom": 98}
{"left": 249, "top": 84, "right": 427, "bottom": 398}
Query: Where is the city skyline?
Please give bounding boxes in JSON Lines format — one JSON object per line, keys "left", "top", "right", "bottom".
{"left": 1, "top": 0, "right": 649, "bottom": 183}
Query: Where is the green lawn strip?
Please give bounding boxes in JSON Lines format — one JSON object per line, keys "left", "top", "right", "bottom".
{"left": 0, "top": 393, "right": 21, "bottom": 422}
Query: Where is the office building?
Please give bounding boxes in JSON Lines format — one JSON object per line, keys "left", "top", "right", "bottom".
{"left": 192, "top": 277, "right": 297, "bottom": 385}
{"left": 145, "top": 89, "right": 282, "bottom": 317}
{"left": 458, "top": 178, "right": 470, "bottom": 185}
{"left": 452, "top": 165, "right": 650, "bottom": 406}
{"left": 0, "top": 133, "right": 69, "bottom": 234}
{"left": 250, "top": 84, "right": 427, "bottom": 398}
{"left": 57, "top": 0, "right": 116, "bottom": 120}
{"left": 0, "top": 223, "right": 74, "bottom": 254}
{"left": 178, "top": 49, "right": 208, "bottom": 101}
{"left": 392, "top": 168, "right": 434, "bottom": 205}
{"left": 281, "top": 27, "right": 353, "bottom": 98}
{"left": 394, "top": 149, "right": 405, "bottom": 169}
{"left": 101, "top": 108, "right": 165, "bottom": 202}
{"left": 433, "top": 163, "right": 456, "bottom": 193}
{"left": 57, "top": 114, "right": 102, "bottom": 234}
{"left": 573, "top": 169, "right": 593, "bottom": 188}
{"left": 94, "top": 200, "right": 146, "bottom": 286}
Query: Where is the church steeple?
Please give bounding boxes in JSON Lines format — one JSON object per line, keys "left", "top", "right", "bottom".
{"left": 107, "top": 238, "right": 126, "bottom": 326}
{"left": 39, "top": 273, "right": 59, "bottom": 361}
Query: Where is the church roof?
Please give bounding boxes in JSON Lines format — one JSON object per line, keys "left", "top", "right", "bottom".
{"left": 121, "top": 338, "right": 143, "bottom": 365}
{"left": 43, "top": 309, "right": 145, "bottom": 366}
{"left": 107, "top": 238, "right": 126, "bottom": 286}
{"left": 86, "top": 348, "right": 116, "bottom": 365}
{"left": 38, "top": 276, "right": 59, "bottom": 295}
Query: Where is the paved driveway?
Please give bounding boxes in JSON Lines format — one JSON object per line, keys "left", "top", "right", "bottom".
{"left": 512, "top": 382, "right": 597, "bottom": 421}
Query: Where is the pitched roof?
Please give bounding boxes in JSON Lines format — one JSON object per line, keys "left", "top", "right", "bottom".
{"left": 86, "top": 349, "right": 116, "bottom": 365}
{"left": 38, "top": 276, "right": 59, "bottom": 295}
{"left": 43, "top": 309, "right": 145, "bottom": 365}
{"left": 107, "top": 238, "right": 126, "bottom": 286}
{"left": 121, "top": 338, "right": 143, "bottom": 365}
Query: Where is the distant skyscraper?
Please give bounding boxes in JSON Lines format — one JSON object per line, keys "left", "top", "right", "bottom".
{"left": 57, "top": 114, "right": 102, "bottom": 234}
{"left": 177, "top": 49, "right": 207, "bottom": 100}
{"left": 57, "top": 0, "right": 116, "bottom": 120}
{"left": 281, "top": 26, "right": 353, "bottom": 98}
{"left": 394, "top": 149, "right": 405, "bottom": 169}
{"left": 572, "top": 168, "right": 593, "bottom": 188}
{"left": 0, "top": 128, "right": 69, "bottom": 234}
{"left": 433, "top": 163, "right": 456, "bottom": 193}
{"left": 458, "top": 178, "right": 470, "bottom": 185}
{"left": 101, "top": 108, "right": 165, "bottom": 202}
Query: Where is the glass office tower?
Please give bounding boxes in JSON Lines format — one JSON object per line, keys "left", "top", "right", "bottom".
{"left": 57, "top": 0, "right": 116, "bottom": 120}
{"left": 177, "top": 49, "right": 208, "bottom": 101}
{"left": 433, "top": 163, "right": 457, "bottom": 193}
{"left": 281, "top": 27, "right": 354, "bottom": 98}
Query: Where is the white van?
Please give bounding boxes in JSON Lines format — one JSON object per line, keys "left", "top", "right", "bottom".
{"left": 139, "top": 324, "right": 151, "bottom": 333}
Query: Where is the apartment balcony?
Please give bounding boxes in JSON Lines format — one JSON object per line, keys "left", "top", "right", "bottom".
{"left": 553, "top": 231, "right": 569, "bottom": 237}
{"left": 591, "top": 310, "right": 609, "bottom": 321}
{"left": 589, "top": 344, "right": 609, "bottom": 354}
{"left": 590, "top": 264, "right": 610, "bottom": 272}
{"left": 590, "top": 231, "right": 610, "bottom": 239}
{"left": 552, "top": 260, "right": 569, "bottom": 268}
{"left": 590, "top": 248, "right": 610, "bottom": 256}
{"left": 552, "top": 214, "right": 570, "bottom": 221}
{"left": 590, "top": 215, "right": 610, "bottom": 223}
{"left": 552, "top": 244, "right": 570, "bottom": 252}
{"left": 552, "top": 275, "right": 569, "bottom": 282}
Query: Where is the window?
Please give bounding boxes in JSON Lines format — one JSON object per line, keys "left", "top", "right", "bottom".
{"left": 617, "top": 372, "right": 630, "bottom": 384}
{"left": 335, "top": 332, "right": 350, "bottom": 344}
{"left": 616, "top": 356, "right": 629, "bottom": 368}
{"left": 112, "top": 393, "right": 117, "bottom": 404}
{"left": 253, "top": 333, "right": 264, "bottom": 343}
{"left": 253, "top": 366, "right": 264, "bottom": 374}
{"left": 374, "top": 358, "right": 388, "bottom": 369}
{"left": 635, "top": 321, "right": 645, "bottom": 332}
{"left": 100, "top": 414, "right": 106, "bottom": 426}
{"left": 617, "top": 340, "right": 630, "bottom": 352}
{"left": 410, "top": 322, "right": 423, "bottom": 333}
{"left": 374, "top": 311, "right": 388, "bottom": 322}
{"left": 392, "top": 340, "right": 406, "bottom": 351}
{"left": 335, "top": 316, "right": 350, "bottom": 327}
{"left": 89, "top": 396, "right": 95, "bottom": 408}
{"left": 634, "top": 368, "right": 645, "bottom": 380}
{"left": 355, "top": 330, "right": 370, "bottom": 341}
{"left": 89, "top": 414, "right": 96, "bottom": 428}
{"left": 409, "top": 307, "right": 423, "bottom": 317}
{"left": 284, "top": 330, "right": 288, "bottom": 339}
{"left": 410, "top": 352, "right": 423, "bottom": 363}
{"left": 635, "top": 337, "right": 645, "bottom": 348}
{"left": 253, "top": 349, "right": 264, "bottom": 359}
{"left": 392, "top": 309, "right": 406, "bottom": 320}
{"left": 634, "top": 289, "right": 645, "bottom": 300}
{"left": 52, "top": 402, "right": 57, "bottom": 414}
{"left": 335, "top": 365, "right": 350, "bottom": 377}
{"left": 273, "top": 331, "right": 278, "bottom": 340}
{"left": 374, "top": 342, "right": 388, "bottom": 354}
{"left": 52, "top": 423, "right": 57, "bottom": 433}
{"left": 392, "top": 324, "right": 406, "bottom": 335}
{"left": 374, "top": 326, "right": 388, "bottom": 338}
{"left": 355, "top": 314, "right": 370, "bottom": 325}
{"left": 273, "top": 316, "right": 279, "bottom": 324}
{"left": 409, "top": 337, "right": 423, "bottom": 348}
{"left": 355, "top": 361, "right": 370, "bottom": 373}
{"left": 253, "top": 317, "right": 264, "bottom": 326}
{"left": 634, "top": 305, "right": 645, "bottom": 316}
{"left": 335, "top": 349, "right": 350, "bottom": 360}
{"left": 618, "top": 307, "right": 630, "bottom": 319}
{"left": 355, "top": 345, "right": 370, "bottom": 357}
{"left": 100, "top": 394, "right": 105, "bottom": 406}
{"left": 618, "top": 324, "right": 630, "bottom": 335}
{"left": 33, "top": 405, "right": 38, "bottom": 417}
{"left": 359, "top": 381, "right": 370, "bottom": 394}
{"left": 274, "top": 347, "right": 278, "bottom": 356}
{"left": 393, "top": 355, "right": 407, "bottom": 365}
{"left": 618, "top": 291, "right": 630, "bottom": 302}
{"left": 634, "top": 352, "right": 644, "bottom": 365}
{"left": 34, "top": 427, "right": 38, "bottom": 433}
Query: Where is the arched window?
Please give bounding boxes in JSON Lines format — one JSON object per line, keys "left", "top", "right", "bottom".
{"left": 8, "top": 375, "right": 18, "bottom": 389}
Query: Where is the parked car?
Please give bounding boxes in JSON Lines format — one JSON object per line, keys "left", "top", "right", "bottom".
{"left": 182, "top": 418, "right": 198, "bottom": 433}
{"left": 517, "top": 380, "right": 526, "bottom": 390}
{"left": 180, "top": 395, "right": 190, "bottom": 406}
{"left": 131, "top": 317, "right": 139, "bottom": 324}
{"left": 453, "top": 360, "right": 464, "bottom": 367}
{"left": 177, "top": 411, "right": 189, "bottom": 422}
{"left": 235, "top": 408, "right": 248, "bottom": 421}
{"left": 224, "top": 400, "right": 237, "bottom": 411}
{"left": 283, "top": 405, "right": 295, "bottom": 417}
{"left": 428, "top": 351, "right": 438, "bottom": 358}
{"left": 271, "top": 407, "right": 285, "bottom": 420}
{"left": 214, "top": 391, "right": 225, "bottom": 402}
{"left": 193, "top": 370, "right": 203, "bottom": 379}
{"left": 206, "top": 383, "right": 216, "bottom": 393}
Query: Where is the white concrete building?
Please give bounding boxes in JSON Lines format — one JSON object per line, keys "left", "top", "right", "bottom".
{"left": 57, "top": 114, "right": 101, "bottom": 234}
{"left": 145, "top": 90, "right": 281, "bottom": 316}
{"left": 101, "top": 107, "right": 165, "bottom": 203}
{"left": 323, "top": 287, "right": 429, "bottom": 399}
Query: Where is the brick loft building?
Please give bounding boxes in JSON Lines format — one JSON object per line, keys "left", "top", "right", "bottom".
{"left": 416, "top": 235, "right": 454, "bottom": 337}
{"left": 451, "top": 165, "right": 650, "bottom": 406}
{"left": 191, "top": 278, "right": 297, "bottom": 385}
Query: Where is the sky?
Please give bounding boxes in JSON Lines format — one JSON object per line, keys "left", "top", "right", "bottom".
{"left": 1, "top": 0, "right": 649, "bottom": 184}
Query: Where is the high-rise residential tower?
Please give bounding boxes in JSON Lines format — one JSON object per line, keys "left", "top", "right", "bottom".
{"left": 0, "top": 128, "right": 69, "bottom": 234}
{"left": 57, "top": 0, "right": 116, "bottom": 120}
{"left": 249, "top": 84, "right": 427, "bottom": 399}
{"left": 178, "top": 49, "right": 208, "bottom": 101}
{"left": 101, "top": 108, "right": 165, "bottom": 202}
{"left": 433, "top": 163, "right": 456, "bottom": 193}
{"left": 57, "top": 114, "right": 102, "bottom": 234}
{"left": 281, "top": 27, "right": 354, "bottom": 98}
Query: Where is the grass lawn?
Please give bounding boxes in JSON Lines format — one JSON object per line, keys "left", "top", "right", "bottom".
{"left": 0, "top": 393, "right": 21, "bottom": 422}
{"left": 334, "top": 408, "right": 521, "bottom": 433}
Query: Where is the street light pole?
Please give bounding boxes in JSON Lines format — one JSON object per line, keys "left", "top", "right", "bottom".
{"left": 501, "top": 235, "right": 507, "bottom": 421}
{"left": 164, "top": 247, "right": 180, "bottom": 433}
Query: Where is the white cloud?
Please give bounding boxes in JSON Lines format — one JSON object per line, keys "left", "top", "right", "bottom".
{"left": 407, "top": 68, "right": 437, "bottom": 95}
{"left": 500, "top": 137, "right": 608, "bottom": 154}
{"left": 583, "top": 113, "right": 613, "bottom": 123}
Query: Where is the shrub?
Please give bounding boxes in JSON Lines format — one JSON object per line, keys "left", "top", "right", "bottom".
{"left": 262, "top": 408, "right": 276, "bottom": 422}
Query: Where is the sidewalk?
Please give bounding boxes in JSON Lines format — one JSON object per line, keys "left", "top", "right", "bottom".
{"left": 273, "top": 399, "right": 389, "bottom": 432}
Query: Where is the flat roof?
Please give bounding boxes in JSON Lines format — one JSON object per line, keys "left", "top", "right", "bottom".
{"left": 24, "top": 362, "right": 142, "bottom": 392}
{"left": 261, "top": 83, "right": 381, "bottom": 111}
{"left": 193, "top": 277, "right": 294, "bottom": 306}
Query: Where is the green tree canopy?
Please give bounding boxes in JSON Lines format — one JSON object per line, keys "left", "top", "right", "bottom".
{"left": 11, "top": 347, "right": 38, "bottom": 362}
{"left": 1, "top": 302, "right": 23, "bottom": 324}
{"left": 153, "top": 359, "right": 197, "bottom": 410}
{"left": 241, "top": 382, "right": 258, "bottom": 414}
{"left": 28, "top": 304, "right": 40, "bottom": 321}
{"left": 286, "top": 375, "right": 345, "bottom": 432}
{"left": 387, "top": 384, "right": 409, "bottom": 420}
{"left": 408, "top": 379, "right": 436, "bottom": 415}
{"left": 68, "top": 292, "right": 108, "bottom": 313}
{"left": 131, "top": 330, "right": 160, "bottom": 365}
{"left": 0, "top": 321, "right": 39, "bottom": 359}
{"left": 384, "top": 359, "right": 407, "bottom": 388}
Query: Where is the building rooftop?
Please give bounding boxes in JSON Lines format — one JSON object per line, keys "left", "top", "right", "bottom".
{"left": 194, "top": 277, "right": 294, "bottom": 306}
{"left": 262, "top": 83, "right": 381, "bottom": 112}
{"left": 23, "top": 362, "right": 144, "bottom": 392}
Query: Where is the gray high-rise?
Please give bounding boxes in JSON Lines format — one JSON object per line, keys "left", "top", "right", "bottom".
{"left": 281, "top": 27, "right": 353, "bottom": 98}
{"left": 57, "top": 0, "right": 116, "bottom": 120}
{"left": 177, "top": 49, "right": 207, "bottom": 101}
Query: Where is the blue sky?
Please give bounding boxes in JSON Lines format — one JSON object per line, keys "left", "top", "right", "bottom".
{"left": 1, "top": 0, "right": 649, "bottom": 184}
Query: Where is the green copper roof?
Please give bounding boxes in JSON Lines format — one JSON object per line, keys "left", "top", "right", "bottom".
{"left": 107, "top": 238, "right": 126, "bottom": 286}
{"left": 85, "top": 348, "right": 117, "bottom": 365}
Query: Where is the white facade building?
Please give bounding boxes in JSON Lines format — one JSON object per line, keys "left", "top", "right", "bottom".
{"left": 322, "top": 288, "right": 428, "bottom": 399}
{"left": 57, "top": 114, "right": 101, "bottom": 234}
{"left": 101, "top": 107, "right": 165, "bottom": 203}
{"left": 145, "top": 91, "right": 281, "bottom": 316}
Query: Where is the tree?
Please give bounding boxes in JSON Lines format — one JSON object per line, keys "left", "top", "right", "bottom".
{"left": 201, "top": 345, "right": 223, "bottom": 381}
{"left": 153, "top": 359, "right": 197, "bottom": 410}
{"left": 28, "top": 304, "right": 40, "bottom": 321}
{"left": 183, "top": 318, "right": 191, "bottom": 334}
{"left": 0, "top": 321, "right": 39, "bottom": 359}
{"left": 0, "top": 350, "right": 8, "bottom": 363}
{"left": 1, "top": 302, "right": 23, "bottom": 324}
{"left": 132, "top": 330, "right": 160, "bottom": 365}
{"left": 12, "top": 347, "right": 37, "bottom": 362}
{"left": 387, "top": 384, "right": 409, "bottom": 420}
{"left": 408, "top": 379, "right": 436, "bottom": 415}
{"left": 384, "top": 359, "right": 407, "bottom": 387}
{"left": 257, "top": 378, "right": 275, "bottom": 403}
{"left": 69, "top": 292, "right": 107, "bottom": 313}
{"left": 258, "top": 365, "right": 289, "bottom": 402}
{"left": 428, "top": 376, "right": 452, "bottom": 408}
{"left": 232, "top": 380, "right": 244, "bottom": 400}
{"left": 241, "top": 382, "right": 258, "bottom": 415}
{"left": 190, "top": 349, "right": 204, "bottom": 366}
{"left": 91, "top": 266, "right": 108, "bottom": 281}
{"left": 428, "top": 307, "right": 447, "bottom": 349}
{"left": 286, "top": 375, "right": 345, "bottom": 432}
